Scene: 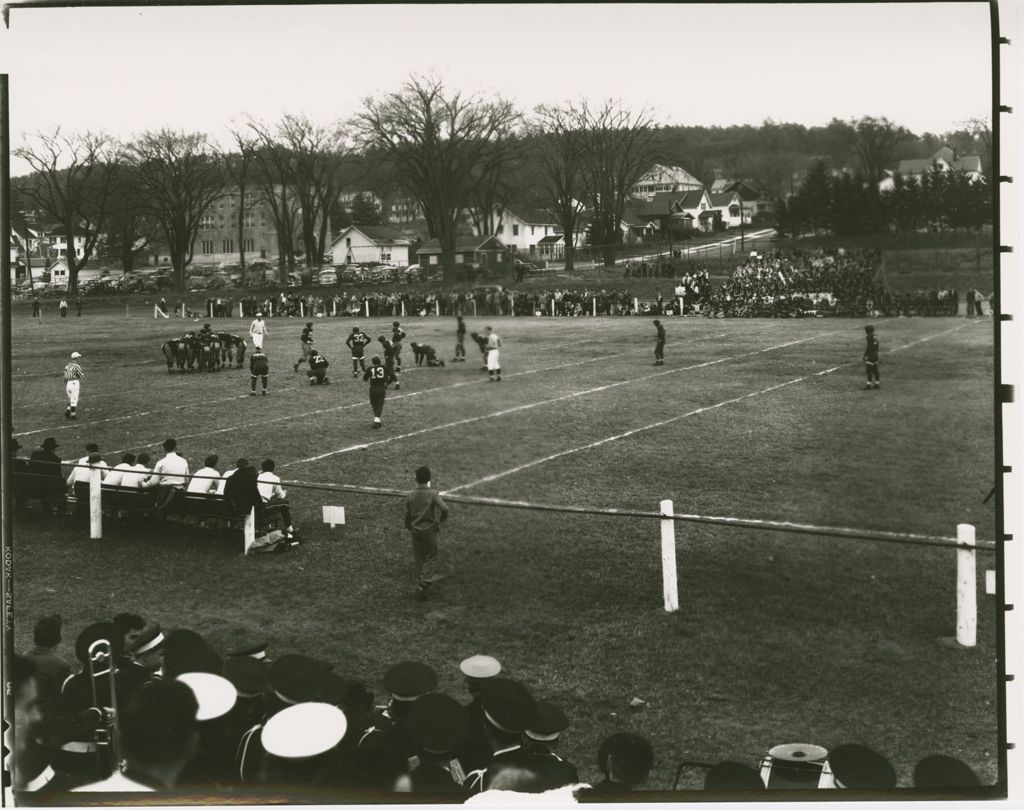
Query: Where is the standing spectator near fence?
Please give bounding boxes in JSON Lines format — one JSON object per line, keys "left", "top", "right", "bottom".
{"left": 454, "top": 316, "right": 466, "bottom": 362}
{"left": 404, "top": 465, "right": 449, "bottom": 601}
{"left": 653, "top": 320, "right": 665, "bottom": 366}
{"left": 59, "top": 298, "right": 68, "bottom": 318}
{"left": 63, "top": 351, "right": 84, "bottom": 420}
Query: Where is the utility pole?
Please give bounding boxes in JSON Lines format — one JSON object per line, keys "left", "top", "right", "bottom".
{"left": 738, "top": 189, "right": 745, "bottom": 252}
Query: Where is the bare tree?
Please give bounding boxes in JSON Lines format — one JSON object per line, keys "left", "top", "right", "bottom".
{"left": 226, "top": 129, "right": 260, "bottom": 280}
{"left": 465, "top": 135, "right": 524, "bottom": 238}
{"left": 103, "top": 165, "right": 160, "bottom": 274}
{"left": 578, "top": 101, "right": 658, "bottom": 267}
{"left": 528, "top": 105, "right": 591, "bottom": 274}
{"left": 13, "top": 129, "right": 121, "bottom": 294}
{"left": 127, "top": 129, "right": 226, "bottom": 291}
{"left": 354, "top": 75, "right": 521, "bottom": 279}
{"left": 246, "top": 122, "right": 300, "bottom": 281}
{"left": 852, "top": 116, "right": 910, "bottom": 185}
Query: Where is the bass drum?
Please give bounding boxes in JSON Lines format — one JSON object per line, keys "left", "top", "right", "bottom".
{"left": 758, "top": 743, "right": 829, "bottom": 789}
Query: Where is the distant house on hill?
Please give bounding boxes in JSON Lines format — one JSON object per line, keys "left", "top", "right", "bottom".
{"left": 878, "top": 146, "right": 985, "bottom": 191}
{"left": 631, "top": 163, "right": 704, "bottom": 202}
{"left": 709, "top": 191, "right": 743, "bottom": 228}
{"left": 644, "top": 189, "right": 717, "bottom": 234}
{"left": 329, "top": 225, "right": 411, "bottom": 267}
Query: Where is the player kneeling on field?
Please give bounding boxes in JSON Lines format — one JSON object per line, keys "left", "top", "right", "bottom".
{"left": 308, "top": 347, "right": 330, "bottom": 385}
{"left": 410, "top": 342, "right": 445, "bottom": 367}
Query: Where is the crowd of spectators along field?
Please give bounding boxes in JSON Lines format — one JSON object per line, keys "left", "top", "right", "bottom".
{"left": 10, "top": 437, "right": 298, "bottom": 545}
{"left": 184, "top": 248, "right": 978, "bottom": 321}
{"left": 11, "top": 611, "right": 985, "bottom": 799}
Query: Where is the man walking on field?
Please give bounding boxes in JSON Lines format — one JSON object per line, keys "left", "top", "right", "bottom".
{"left": 63, "top": 352, "right": 84, "bottom": 420}
{"left": 249, "top": 312, "right": 268, "bottom": 350}
{"left": 404, "top": 466, "right": 449, "bottom": 602}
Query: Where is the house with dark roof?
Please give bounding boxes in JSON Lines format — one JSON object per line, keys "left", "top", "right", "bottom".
{"left": 878, "top": 146, "right": 985, "bottom": 191}
{"left": 329, "top": 224, "right": 412, "bottom": 267}
{"left": 709, "top": 191, "right": 743, "bottom": 228}
{"left": 644, "top": 189, "right": 718, "bottom": 233}
{"left": 467, "top": 206, "right": 574, "bottom": 256}
{"left": 416, "top": 235, "right": 509, "bottom": 272}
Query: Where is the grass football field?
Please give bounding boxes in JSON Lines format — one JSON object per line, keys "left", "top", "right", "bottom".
{"left": 9, "top": 308, "right": 999, "bottom": 790}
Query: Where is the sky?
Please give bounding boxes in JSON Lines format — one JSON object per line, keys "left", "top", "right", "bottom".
{"left": 1, "top": 2, "right": 995, "bottom": 176}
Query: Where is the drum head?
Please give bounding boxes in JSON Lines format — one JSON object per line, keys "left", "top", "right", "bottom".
{"left": 768, "top": 743, "right": 828, "bottom": 763}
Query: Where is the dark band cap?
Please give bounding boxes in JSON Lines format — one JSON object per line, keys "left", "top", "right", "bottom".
{"left": 270, "top": 654, "right": 326, "bottom": 705}
{"left": 597, "top": 732, "right": 654, "bottom": 780}
{"left": 828, "top": 744, "right": 897, "bottom": 790}
{"left": 704, "top": 761, "right": 765, "bottom": 791}
{"left": 163, "top": 628, "right": 207, "bottom": 656}
{"left": 525, "top": 700, "right": 569, "bottom": 740}
{"left": 166, "top": 645, "right": 223, "bottom": 678}
{"left": 382, "top": 661, "right": 438, "bottom": 701}
{"left": 912, "top": 754, "right": 980, "bottom": 789}
{"left": 42, "top": 437, "right": 59, "bottom": 450}
{"left": 226, "top": 641, "right": 269, "bottom": 660}
{"left": 407, "top": 692, "right": 470, "bottom": 753}
{"left": 224, "top": 656, "right": 271, "bottom": 698}
{"left": 75, "top": 622, "right": 122, "bottom": 665}
{"left": 480, "top": 678, "right": 537, "bottom": 733}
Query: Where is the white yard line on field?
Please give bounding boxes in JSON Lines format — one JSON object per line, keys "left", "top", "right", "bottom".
{"left": 281, "top": 327, "right": 847, "bottom": 469}
{"left": 443, "top": 322, "right": 975, "bottom": 494}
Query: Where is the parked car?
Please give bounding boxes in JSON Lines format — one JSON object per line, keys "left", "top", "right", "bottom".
{"left": 318, "top": 269, "right": 338, "bottom": 285}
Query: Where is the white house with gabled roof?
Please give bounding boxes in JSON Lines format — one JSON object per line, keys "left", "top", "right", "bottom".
{"left": 329, "top": 225, "right": 412, "bottom": 267}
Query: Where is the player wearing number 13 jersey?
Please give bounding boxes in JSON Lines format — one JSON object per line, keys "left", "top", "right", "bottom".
{"left": 364, "top": 355, "right": 396, "bottom": 428}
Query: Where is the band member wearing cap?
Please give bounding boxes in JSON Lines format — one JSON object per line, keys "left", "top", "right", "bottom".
{"left": 653, "top": 320, "right": 666, "bottom": 366}
{"left": 825, "top": 743, "right": 896, "bottom": 790}
{"left": 346, "top": 326, "right": 372, "bottom": 377}
{"left": 863, "top": 324, "right": 880, "bottom": 389}
{"left": 404, "top": 466, "right": 449, "bottom": 601}
{"left": 72, "top": 680, "right": 200, "bottom": 792}
{"left": 294, "top": 322, "right": 314, "bottom": 372}
{"left": 456, "top": 655, "right": 501, "bottom": 773}
{"left": 364, "top": 355, "right": 395, "bottom": 429}
{"left": 347, "top": 661, "right": 437, "bottom": 791}
{"left": 393, "top": 693, "right": 470, "bottom": 794}
{"left": 175, "top": 672, "right": 239, "bottom": 788}
{"left": 463, "top": 678, "right": 540, "bottom": 792}
{"left": 124, "top": 623, "right": 165, "bottom": 678}
{"left": 249, "top": 312, "right": 268, "bottom": 350}
{"left": 522, "top": 700, "right": 579, "bottom": 790}
{"left": 258, "top": 702, "right": 347, "bottom": 788}
{"left": 64, "top": 352, "right": 84, "bottom": 419}
{"left": 582, "top": 732, "right": 655, "bottom": 793}
{"left": 26, "top": 615, "right": 71, "bottom": 712}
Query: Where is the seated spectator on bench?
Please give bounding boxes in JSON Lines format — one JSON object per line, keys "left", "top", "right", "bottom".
{"left": 188, "top": 455, "right": 221, "bottom": 495}
{"left": 142, "top": 438, "right": 190, "bottom": 516}
{"left": 257, "top": 459, "right": 296, "bottom": 537}
{"left": 217, "top": 458, "right": 246, "bottom": 496}
{"left": 10, "top": 438, "right": 28, "bottom": 473}
{"left": 223, "top": 461, "right": 261, "bottom": 515}
{"left": 67, "top": 451, "right": 108, "bottom": 491}
{"left": 104, "top": 453, "right": 139, "bottom": 488}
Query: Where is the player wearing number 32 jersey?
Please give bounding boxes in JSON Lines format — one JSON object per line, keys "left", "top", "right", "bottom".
{"left": 364, "top": 355, "right": 396, "bottom": 429}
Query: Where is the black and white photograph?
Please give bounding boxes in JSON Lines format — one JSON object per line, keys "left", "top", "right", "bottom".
{"left": 1, "top": 1, "right": 1020, "bottom": 805}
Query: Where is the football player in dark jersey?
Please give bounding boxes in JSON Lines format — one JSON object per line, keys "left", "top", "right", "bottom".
{"left": 364, "top": 355, "right": 396, "bottom": 428}
{"left": 346, "top": 327, "right": 372, "bottom": 377}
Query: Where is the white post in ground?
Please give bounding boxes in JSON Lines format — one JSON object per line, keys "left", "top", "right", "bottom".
{"left": 364, "top": 299, "right": 370, "bottom": 318}
{"left": 89, "top": 466, "right": 102, "bottom": 540}
{"left": 592, "top": 297, "right": 597, "bottom": 317}
{"left": 401, "top": 299, "right": 406, "bottom": 318}
{"left": 435, "top": 299, "right": 440, "bottom": 317}
{"left": 238, "top": 301, "right": 244, "bottom": 318}
{"left": 269, "top": 301, "right": 274, "bottom": 318}
{"left": 634, "top": 297, "right": 639, "bottom": 314}
{"left": 473, "top": 299, "right": 478, "bottom": 317}
{"left": 332, "top": 299, "right": 338, "bottom": 316}
{"left": 550, "top": 299, "right": 555, "bottom": 317}
{"left": 180, "top": 302, "right": 186, "bottom": 317}
{"left": 956, "top": 523, "right": 977, "bottom": 647}
{"left": 299, "top": 300, "right": 305, "bottom": 318}
{"left": 678, "top": 297, "right": 685, "bottom": 315}
{"left": 207, "top": 300, "right": 214, "bottom": 318}
{"left": 660, "top": 499, "right": 679, "bottom": 612}
{"left": 243, "top": 507, "right": 256, "bottom": 554}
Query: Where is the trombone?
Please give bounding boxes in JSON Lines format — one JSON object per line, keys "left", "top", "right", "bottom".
{"left": 86, "top": 638, "right": 122, "bottom": 773}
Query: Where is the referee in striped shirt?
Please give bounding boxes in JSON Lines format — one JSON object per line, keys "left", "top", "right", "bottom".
{"left": 64, "top": 352, "right": 84, "bottom": 420}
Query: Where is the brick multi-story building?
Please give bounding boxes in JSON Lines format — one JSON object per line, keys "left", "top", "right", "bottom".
{"left": 186, "top": 187, "right": 284, "bottom": 268}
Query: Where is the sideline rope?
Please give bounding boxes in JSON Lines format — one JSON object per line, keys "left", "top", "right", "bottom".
{"left": 42, "top": 464, "right": 998, "bottom": 554}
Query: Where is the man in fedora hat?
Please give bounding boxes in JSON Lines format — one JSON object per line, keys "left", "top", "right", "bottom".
{"left": 63, "top": 352, "right": 84, "bottom": 419}
{"left": 27, "top": 438, "right": 66, "bottom": 513}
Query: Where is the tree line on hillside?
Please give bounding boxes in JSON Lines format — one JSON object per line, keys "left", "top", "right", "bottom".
{"left": 11, "top": 74, "right": 992, "bottom": 294}
{"left": 776, "top": 160, "right": 990, "bottom": 237}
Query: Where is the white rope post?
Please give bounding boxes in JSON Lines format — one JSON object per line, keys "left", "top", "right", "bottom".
{"left": 550, "top": 298, "right": 555, "bottom": 317}
{"left": 678, "top": 296, "right": 685, "bottom": 315}
{"left": 238, "top": 301, "right": 243, "bottom": 318}
{"left": 401, "top": 299, "right": 406, "bottom": 317}
{"left": 180, "top": 302, "right": 185, "bottom": 317}
{"left": 435, "top": 299, "right": 440, "bottom": 317}
{"left": 473, "top": 299, "right": 478, "bottom": 316}
{"left": 300, "top": 300, "right": 305, "bottom": 318}
{"left": 634, "top": 297, "right": 639, "bottom": 314}
{"left": 208, "top": 300, "right": 214, "bottom": 318}
{"left": 268, "top": 300, "right": 274, "bottom": 318}
{"left": 89, "top": 466, "right": 102, "bottom": 539}
{"left": 364, "top": 299, "right": 370, "bottom": 318}
{"left": 956, "top": 523, "right": 977, "bottom": 647}
{"left": 332, "top": 299, "right": 338, "bottom": 316}
{"left": 592, "top": 297, "right": 597, "bottom": 317}
{"left": 660, "top": 499, "right": 679, "bottom": 612}
{"left": 243, "top": 507, "right": 256, "bottom": 555}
